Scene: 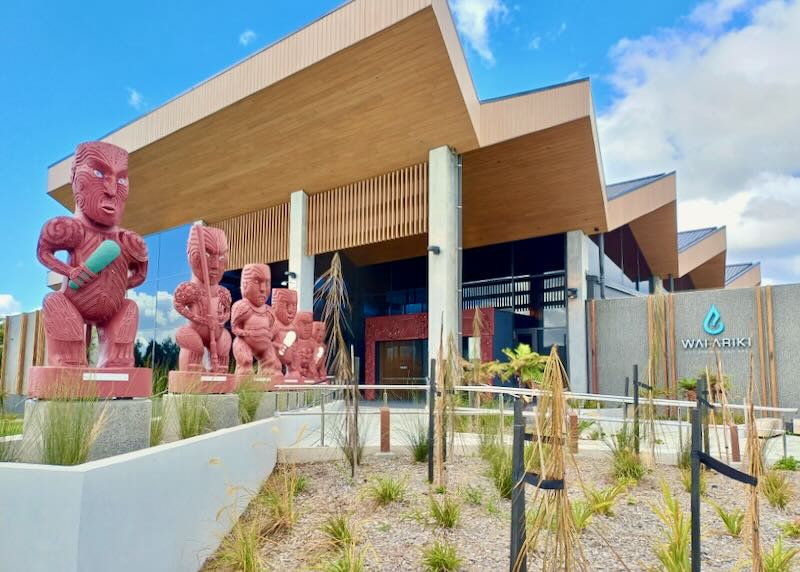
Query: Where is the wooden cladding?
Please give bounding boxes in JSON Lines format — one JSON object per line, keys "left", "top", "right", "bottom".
{"left": 211, "top": 202, "right": 289, "bottom": 269}
{"left": 307, "top": 162, "right": 428, "bottom": 255}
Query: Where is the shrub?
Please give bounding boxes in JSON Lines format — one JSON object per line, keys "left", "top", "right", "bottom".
{"left": 709, "top": 502, "right": 744, "bottom": 537}
{"left": 422, "top": 540, "right": 462, "bottom": 572}
{"left": 366, "top": 476, "right": 406, "bottom": 505}
{"left": 430, "top": 495, "right": 460, "bottom": 528}
{"left": 764, "top": 537, "right": 800, "bottom": 572}
{"left": 607, "top": 424, "right": 647, "bottom": 483}
{"left": 461, "top": 485, "right": 483, "bottom": 506}
{"left": 320, "top": 515, "right": 357, "bottom": 550}
{"left": 176, "top": 393, "right": 211, "bottom": 439}
{"left": 651, "top": 481, "right": 690, "bottom": 572}
{"left": 584, "top": 484, "right": 626, "bottom": 517}
{"left": 773, "top": 456, "right": 800, "bottom": 471}
{"left": 762, "top": 470, "right": 794, "bottom": 509}
{"left": 780, "top": 517, "right": 800, "bottom": 538}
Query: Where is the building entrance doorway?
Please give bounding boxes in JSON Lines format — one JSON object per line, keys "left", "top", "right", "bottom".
{"left": 514, "top": 327, "right": 568, "bottom": 373}
{"left": 377, "top": 339, "right": 427, "bottom": 402}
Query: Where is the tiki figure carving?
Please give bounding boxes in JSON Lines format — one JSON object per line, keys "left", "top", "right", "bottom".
{"left": 271, "top": 288, "right": 298, "bottom": 369}
{"left": 310, "top": 321, "right": 328, "bottom": 381}
{"left": 231, "top": 264, "right": 281, "bottom": 377}
{"left": 173, "top": 225, "right": 232, "bottom": 372}
{"left": 286, "top": 312, "right": 315, "bottom": 380}
{"left": 36, "top": 142, "right": 148, "bottom": 368}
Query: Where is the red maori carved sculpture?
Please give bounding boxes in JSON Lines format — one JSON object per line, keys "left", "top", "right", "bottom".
{"left": 271, "top": 288, "right": 298, "bottom": 370}
{"left": 173, "top": 225, "right": 232, "bottom": 373}
{"left": 310, "top": 321, "right": 328, "bottom": 381}
{"left": 285, "top": 311, "right": 315, "bottom": 381}
{"left": 30, "top": 141, "right": 151, "bottom": 398}
{"left": 231, "top": 264, "right": 282, "bottom": 385}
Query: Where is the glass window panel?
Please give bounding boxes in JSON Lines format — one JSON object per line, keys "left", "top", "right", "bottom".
{"left": 156, "top": 224, "right": 191, "bottom": 280}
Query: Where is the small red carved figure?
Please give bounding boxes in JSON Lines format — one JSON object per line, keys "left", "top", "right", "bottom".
{"left": 37, "top": 142, "right": 147, "bottom": 368}
{"left": 310, "top": 321, "right": 328, "bottom": 381}
{"left": 173, "top": 225, "right": 232, "bottom": 373}
{"left": 286, "top": 312, "right": 315, "bottom": 380}
{"left": 231, "top": 264, "right": 281, "bottom": 377}
{"left": 272, "top": 288, "right": 298, "bottom": 369}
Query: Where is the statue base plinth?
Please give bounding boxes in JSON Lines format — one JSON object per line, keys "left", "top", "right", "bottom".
{"left": 234, "top": 372, "right": 281, "bottom": 392}
{"left": 282, "top": 376, "right": 326, "bottom": 385}
{"left": 28, "top": 366, "right": 152, "bottom": 399}
{"left": 168, "top": 371, "right": 237, "bottom": 394}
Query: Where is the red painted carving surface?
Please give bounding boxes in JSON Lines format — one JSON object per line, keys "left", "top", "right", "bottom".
{"left": 285, "top": 311, "right": 315, "bottom": 381}
{"left": 173, "top": 225, "right": 232, "bottom": 373}
{"left": 231, "top": 264, "right": 280, "bottom": 380}
{"left": 36, "top": 141, "right": 148, "bottom": 369}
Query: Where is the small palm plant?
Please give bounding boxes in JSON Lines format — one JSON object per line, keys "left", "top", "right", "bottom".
{"left": 709, "top": 501, "right": 744, "bottom": 537}
{"left": 490, "top": 343, "right": 546, "bottom": 387}
{"left": 764, "top": 537, "right": 800, "bottom": 572}
{"left": 651, "top": 481, "right": 690, "bottom": 572}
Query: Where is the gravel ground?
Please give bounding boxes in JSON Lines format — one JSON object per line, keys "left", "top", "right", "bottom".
{"left": 241, "top": 452, "right": 800, "bottom": 571}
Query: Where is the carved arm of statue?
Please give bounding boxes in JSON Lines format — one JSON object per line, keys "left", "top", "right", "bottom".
{"left": 230, "top": 300, "right": 252, "bottom": 337}
{"left": 36, "top": 217, "right": 98, "bottom": 287}
{"left": 173, "top": 281, "right": 208, "bottom": 326}
{"left": 120, "top": 230, "right": 149, "bottom": 289}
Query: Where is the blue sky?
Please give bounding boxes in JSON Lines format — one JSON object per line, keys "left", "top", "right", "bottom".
{"left": 1, "top": 0, "right": 798, "bottom": 314}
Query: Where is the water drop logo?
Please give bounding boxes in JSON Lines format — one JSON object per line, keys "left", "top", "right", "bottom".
{"left": 703, "top": 304, "right": 725, "bottom": 336}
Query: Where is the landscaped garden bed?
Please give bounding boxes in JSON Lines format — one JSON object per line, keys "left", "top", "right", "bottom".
{"left": 204, "top": 451, "right": 800, "bottom": 571}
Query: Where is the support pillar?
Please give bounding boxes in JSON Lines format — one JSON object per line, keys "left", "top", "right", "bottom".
{"left": 566, "top": 231, "right": 589, "bottom": 392}
{"left": 427, "top": 146, "right": 461, "bottom": 358}
{"left": 289, "top": 190, "right": 314, "bottom": 312}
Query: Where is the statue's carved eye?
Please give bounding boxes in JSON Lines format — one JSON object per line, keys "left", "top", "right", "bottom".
{"left": 93, "top": 169, "right": 104, "bottom": 178}
{"left": 219, "top": 256, "right": 225, "bottom": 261}
{"left": 117, "top": 177, "right": 128, "bottom": 186}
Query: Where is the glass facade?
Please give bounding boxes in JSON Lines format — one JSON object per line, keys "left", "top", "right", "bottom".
{"left": 586, "top": 227, "right": 650, "bottom": 296}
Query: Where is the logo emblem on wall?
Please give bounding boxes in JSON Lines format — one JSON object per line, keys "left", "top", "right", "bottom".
{"left": 703, "top": 304, "right": 725, "bottom": 336}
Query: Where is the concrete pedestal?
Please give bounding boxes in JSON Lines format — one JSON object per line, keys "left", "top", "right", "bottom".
{"left": 161, "top": 393, "right": 239, "bottom": 443}
{"left": 21, "top": 398, "right": 152, "bottom": 463}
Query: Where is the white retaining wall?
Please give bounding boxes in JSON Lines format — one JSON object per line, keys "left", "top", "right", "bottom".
{"left": 0, "top": 417, "right": 279, "bottom": 572}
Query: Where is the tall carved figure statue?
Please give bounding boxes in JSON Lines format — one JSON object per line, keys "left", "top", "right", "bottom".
{"left": 271, "top": 288, "right": 298, "bottom": 368}
{"left": 286, "top": 311, "right": 315, "bottom": 380}
{"left": 173, "top": 225, "right": 232, "bottom": 373}
{"left": 231, "top": 264, "right": 281, "bottom": 379}
{"left": 36, "top": 142, "right": 148, "bottom": 368}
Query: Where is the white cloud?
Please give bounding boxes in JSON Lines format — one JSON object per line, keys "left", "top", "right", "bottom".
{"left": 0, "top": 294, "right": 21, "bottom": 317}
{"left": 598, "top": 0, "right": 800, "bottom": 283}
{"left": 239, "top": 29, "right": 257, "bottom": 46}
{"left": 127, "top": 289, "right": 185, "bottom": 344}
{"left": 127, "top": 87, "right": 144, "bottom": 110}
{"left": 528, "top": 35, "right": 541, "bottom": 50}
{"left": 449, "top": 0, "right": 509, "bottom": 65}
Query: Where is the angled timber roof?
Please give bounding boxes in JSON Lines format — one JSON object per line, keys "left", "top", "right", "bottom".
{"left": 46, "top": 0, "right": 607, "bottom": 242}
{"left": 606, "top": 173, "right": 670, "bottom": 200}
{"left": 725, "top": 262, "right": 761, "bottom": 289}
{"left": 677, "top": 226, "right": 727, "bottom": 289}
{"left": 678, "top": 227, "right": 720, "bottom": 252}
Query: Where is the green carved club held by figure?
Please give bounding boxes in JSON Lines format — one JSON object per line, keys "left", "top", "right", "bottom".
{"left": 68, "top": 239, "right": 121, "bottom": 289}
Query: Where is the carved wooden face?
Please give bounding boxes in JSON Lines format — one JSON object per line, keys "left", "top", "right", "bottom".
{"left": 71, "top": 142, "right": 129, "bottom": 228}
{"left": 241, "top": 264, "right": 271, "bottom": 307}
{"left": 272, "top": 289, "right": 298, "bottom": 325}
{"left": 187, "top": 226, "right": 229, "bottom": 285}
{"left": 312, "top": 321, "right": 326, "bottom": 343}
{"left": 295, "top": 312, "right": 313, "bottom": 340}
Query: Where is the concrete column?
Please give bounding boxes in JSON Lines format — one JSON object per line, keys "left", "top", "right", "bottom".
{"left": 566, "top": 231, "right": 589, "bottom": 392}
{"left": 428, "top": 146, "right": 461, "bottom": 359}
{"left": 289, "top": 190, "right": 314, "bottom": 312}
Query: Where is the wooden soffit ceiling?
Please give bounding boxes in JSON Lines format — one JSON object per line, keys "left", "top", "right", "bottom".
{"left": 688, "top": 251, "right": 727, "bottom": 290}
{"left": 46, "top": 0, "right": 605, "bottom": 241}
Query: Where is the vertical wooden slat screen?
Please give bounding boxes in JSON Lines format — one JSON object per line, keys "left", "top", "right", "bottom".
{"left": 307, "top": 162, "right": 428, "bottom": 255}
{"left": 211, "top": 202, "right": 290, "bottom": 269}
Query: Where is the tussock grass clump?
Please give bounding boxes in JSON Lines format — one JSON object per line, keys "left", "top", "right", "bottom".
{"left": 366, "top": 476, "right": 406, "bottom": 506}
{"left": 764, "top": 536, "right": 800, "bottom": 572}
{"left": 651, "top": 481, "right": 690, "bottom": 572}
{"left": 584, "top": 483, "right": 626, "bottom": 517}
{"left": 421, "top": 540, "right": 462, "bottom": 572}
{"left": 257, "top": 465, "right": 300, "bottom": 534}
{"left": 39, "top": 392, "right": 107, "bottom": 466}
{"left": 607, "top": 424, "right": 647, "bottom": 484}
{"left": 710, "top": 502, "right": 744, "bottom": 537}
{"left": 762, "top": 470, "right": 794, "bottom": 510}
{"left": 780, "top": 517, "right": 800, "bottom": 538}
{"left": 320, "top": 514, "right": 358, "bottom": 550}
{"left": 322, "top": 542, "right": 366, "bottom": 572}
{"left": 149, "top": 397, "right": 165, "bottom": 446}
{"left": 461, "top": 485, "right": 483, "bottom": 506}
{"left": 680, "top": 467, "right": 707, "bottom": 496}
{"left": 209, "top": 519, "right": 266, "bottom": 572}
{"left": 401, "top": 416, "right": 429, "bottom": 463}
{"left": 236, "top": 377, "right": 264, "bottom": 424}
{"left": 176, "top": 393, "right": 211, "bottom": 439}
{"left": 0, "top": 416, "right": 21, "bottom": 462}
{"left": 429, "top": 495, "right": 460, "bottom": 528}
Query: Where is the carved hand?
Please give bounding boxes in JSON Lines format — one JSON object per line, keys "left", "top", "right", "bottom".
{"left": 68, "top": 265, "right": 98, "bottom": 288}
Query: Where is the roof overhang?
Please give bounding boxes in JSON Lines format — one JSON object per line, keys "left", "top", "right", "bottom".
{"left": 726, "top": 263, "right": 762, "bottom": 289}
{"left": 606, "top": 172, "right": 678, "bottom": 277}
{"left": 678, "top": 227, "right": 727, "bottom": 289}
{"left": 46, "top": 0, "right": 606, "bottom": 243}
